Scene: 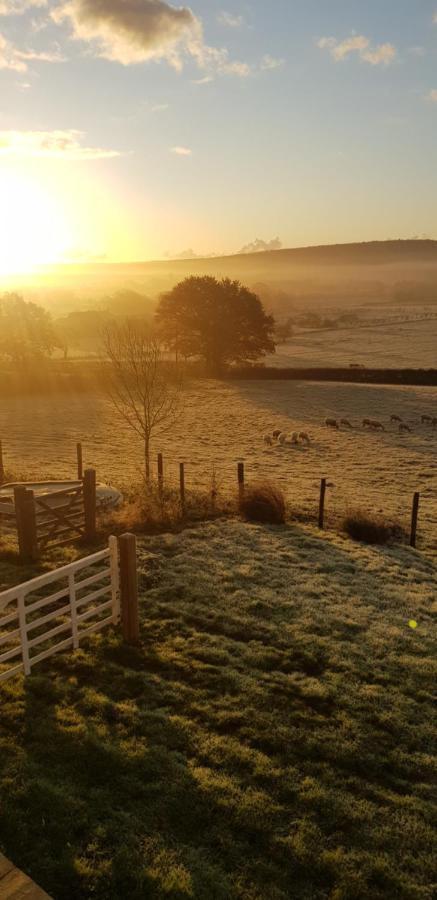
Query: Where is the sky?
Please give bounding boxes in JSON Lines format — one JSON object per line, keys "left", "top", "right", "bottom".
{"left": 0, "top": 0, "right": 437, "bottom": 271}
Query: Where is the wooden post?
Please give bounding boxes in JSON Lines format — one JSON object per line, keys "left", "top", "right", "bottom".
{"left": 83, "top": 468, "right": 96, "bottom": 542}
{"left": 179, "top": 462, "right": 185, "bottom": 513}
{"left": 14, "top": 486, "right": 38, "bottom": 562}
{"left": 410, "top": 492, "right": 420, "bottom": 548}
{"left": 118, "top": 533, "right": 139, "bottom": 643}
{"left": 318, "top": 478, "right": 327, "bottom": 529}
{"left": 0, "top": 440, "right": 4, "bottom": 485}
{"left": 76, "top": 442, "right": 83, "bottom": 480}
{"left": 157, "top": 453, "right": 164, "bottom": 496}
{"left": 238, "top": 462, "right": 245, "bottom": 505}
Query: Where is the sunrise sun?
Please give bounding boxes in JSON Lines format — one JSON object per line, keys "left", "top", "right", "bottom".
{"left": 0, "top": 168, "right": 72, "bottom": 275}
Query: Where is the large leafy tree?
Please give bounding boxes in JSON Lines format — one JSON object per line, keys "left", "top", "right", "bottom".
{"left": 156, "top": 276, "right": 275, "bottom": 375}
{"left": 0, "top": 293, "right": 56, "bottom": 362}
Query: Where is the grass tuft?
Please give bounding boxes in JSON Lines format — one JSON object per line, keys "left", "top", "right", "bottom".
{"left": 343, "top": 509, "right": 404, "bottom": 545}
{"left": 239, "top": 481, "right": 286, "bottom": 525}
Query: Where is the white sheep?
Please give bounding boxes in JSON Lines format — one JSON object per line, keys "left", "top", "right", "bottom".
{"left": 299, "top": 432, "right": 310, "bottom": 445}
{"left": 278, "top": 432, "right": 287, "bottom": 445}
{"left": 263, "top": 434, "right": 273, "bottom": 446}
{"left": 290, "top": 431, "right": 300, "bottom": 445}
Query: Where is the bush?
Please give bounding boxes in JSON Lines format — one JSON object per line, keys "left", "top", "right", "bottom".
{"left": 240, "top": 482, "right": 286, "bottom": 524}
{"left": 343, "top": 509, "right": 403, "bottom": 545}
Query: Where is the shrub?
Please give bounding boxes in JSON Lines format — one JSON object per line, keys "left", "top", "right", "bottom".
{"left": 240, "top": 482, "right": 286, "bottom": 525}
{"left": 343, "top": 509, "right": 403, "bottom": 545}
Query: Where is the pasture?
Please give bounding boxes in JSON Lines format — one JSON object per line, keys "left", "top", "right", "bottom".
{"left": 0, "top": 519, "right": 435, "bottom": 899}
{"left": 0, "top": 379, "right": 436, "bottom": 551}
{"left": 271, "top": 318, "right": 437, "bottom": 369}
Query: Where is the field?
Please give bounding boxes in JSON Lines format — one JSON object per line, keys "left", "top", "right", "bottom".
{"left": 271, "top": 319, "right": 437, "bottom": 369}
{"left": 1, "top": 379, "right": 436, "bottom": 551}
{"left": 0, "top": 519, "right": 435, "bottom": 899}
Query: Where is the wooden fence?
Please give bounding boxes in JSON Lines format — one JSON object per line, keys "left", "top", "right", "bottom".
{"left": 0, "top": 470, "right": 97, "bottom": 561}
{"left": 0, "top": 533, "right": 139, "bottom": 683}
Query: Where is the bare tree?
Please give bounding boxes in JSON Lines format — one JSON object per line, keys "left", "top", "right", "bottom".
{"left": 102, "top": 321, "right": 181, "bottom": 482}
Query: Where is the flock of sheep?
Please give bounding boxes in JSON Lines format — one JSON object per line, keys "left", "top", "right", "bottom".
{"left": 263, "top": 428, "right": 311, "bottom": 447}
{"left": 325, "top": 413, "right": 437, "bottom": 434}
{"left": 263, "top": 413, "right": 436, "bottom": 447}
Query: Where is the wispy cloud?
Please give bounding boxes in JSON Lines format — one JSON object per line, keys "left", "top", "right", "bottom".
{"left": 237, "top": 237, "right": 282, "bottom": 254}
{"left": 317, "top": 34, "right": 396, "bottom": 66}
{"left": 170, "top": 145, "right": 192, "bottom": 156}
{"left": 0, "top": 129, "right": 121, "bottom": 159}
{"left": 427, "top": 89, "right": 437, "bottom": 102}
{"left": 260, "top": 54, "right": 284, "bottom": 71}
{"left": 0, "top": 0, "right": 46, "bottom": 14}
{"left": 217, "top": 11, "right": 244, "bottom": 28}
{"left": 52, "top": 0, "right": 250, "bottom": 78}
{"left": 0, "top": 30, "right": 64, "bottom": 69}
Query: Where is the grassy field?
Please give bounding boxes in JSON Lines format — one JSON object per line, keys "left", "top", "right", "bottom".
{"left": 0, "top": 519, "right": 435, "bottom": 899}
{"left": 1, "top": 379, "right": 436, "bottom": 551}
{"left": 270, "top": 319, "right": 437, "bottom": 369}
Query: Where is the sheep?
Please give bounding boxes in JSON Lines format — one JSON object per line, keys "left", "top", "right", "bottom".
{"left": 369, "top": 420, "right": 385, "bottom": 432}
{"left": 362, "top": 418, "right": 371, "bottom": 428}
{"left": 263, "top": 434, "right": 273, "bottom": 446}
{"left": 399, "top": 423, "right": 412, "bottom": 434}
{"left": 272, "top": 429, "right": 282, "bottom": 440}
{"left": 290, "top": 431, "right": 300, "bottom": 445}
{"left": 391, "top": 415, "right": 403, "bottom": 423}
{"left": 299, "top": 432, "right": 311, "bottom": 445}
{"left": 325, "top": 418, "right": 339, "bottom": 429}
{"left": 278, "top": 432, "right": 287, "bottom": 445}
{"left": 421, "top": 415, "right": 433, "bottom": 424}
{"left": 340, "top": 419, "right": 353, "bottom": 429}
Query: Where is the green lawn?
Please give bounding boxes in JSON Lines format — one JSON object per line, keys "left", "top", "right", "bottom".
{"left": 0, "top": 520, "right": 436, "bottom": 899}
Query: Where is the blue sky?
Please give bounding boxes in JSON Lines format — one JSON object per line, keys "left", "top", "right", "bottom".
{"left": 0, "top": 0, "right": 436, "bottom": 268}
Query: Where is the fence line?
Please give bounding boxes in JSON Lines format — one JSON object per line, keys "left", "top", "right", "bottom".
{"left": 0, "top": 533, "right": 139, "bottom": 683}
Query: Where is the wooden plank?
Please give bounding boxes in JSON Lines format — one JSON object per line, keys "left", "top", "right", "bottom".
{"left": 0, "top": 627, "right": 20, "bottom": 647}
{"left": 76, "top": 599, "right": 112, "bottom": 625}
{"left": 26, "top": 602, "right": 71, "bottom": 634}
{"left": 0, "top": 662, "right": 24, "bottom": 682}
{"left": 119, "top": 533, "right": 139, "bottom": 643}
{"left": 29, "top": 635, "right": 74, "bottom": 667}
{"left": 0, "top": 854, "right": 51, "bottom": 898}
{"left": 27, "top": 620, "right": 71, "bottom": 651}
{"left": 75, "top": 585, "right": 111, "bottom": 610}
{"left": 0, "top": 644, "right": 22, "bottom": 664}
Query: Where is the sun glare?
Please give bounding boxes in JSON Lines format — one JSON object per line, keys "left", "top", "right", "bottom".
{"left": 0, "top": 168, "right": 72, "bottom": 275}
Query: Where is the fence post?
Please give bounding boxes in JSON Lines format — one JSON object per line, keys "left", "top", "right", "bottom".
{"left": 118, "top": 533, "right": 139, "bottom": 643}
{"left": 410, "top": 492, "right": 420, "bottom": 548}
{"left": 83, "top": 468, "right": 97, "bottom": 541}
{"left": 179, "top": 462, "right": 185, "bottom": 514}
{"left": 0, "top": 440, "right": 4, "bottom": 485}
{"left": 76, "top": 442, "right": 83, "bottom": 480}
{"left": 157, "top": 453, "right": 164, "bottom": 496}
{"left": 318, "top": 478, "right": 327, "bottom": 529}
{"left": 237, "top": 462, "right": 245, "bottom": 506}
{"left": 14, "top": 486, "right": 39, "bottom": 562}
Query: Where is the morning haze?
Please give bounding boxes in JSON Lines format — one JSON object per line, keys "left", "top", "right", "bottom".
{"left": 0, "top": 2, "right": 436, "bottom": 899}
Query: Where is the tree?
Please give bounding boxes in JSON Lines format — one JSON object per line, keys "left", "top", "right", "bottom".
{"left": 156, "top": 276, "right": 275, "bottom": 375}
{"left": 0, "top": 293, "right": 56, "bottom": 362}
{"left": 102, "top": 321, "right": 181, "bottom": 481}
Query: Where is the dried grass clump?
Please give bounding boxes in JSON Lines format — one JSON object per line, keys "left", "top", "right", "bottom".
{"left": 343, "top": 509, "right": 402, "bottom": 545}
{"left": 240, "top": 482, "right": 286, "bottom": 525}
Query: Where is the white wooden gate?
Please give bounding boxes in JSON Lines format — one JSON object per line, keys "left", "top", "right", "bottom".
{"left": 0, "top": 537, "right": 120, "bottom": 682}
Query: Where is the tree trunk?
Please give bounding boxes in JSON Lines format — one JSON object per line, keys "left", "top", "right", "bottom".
{"left": 145, "top": 438, "right": 150, "bottom": 483}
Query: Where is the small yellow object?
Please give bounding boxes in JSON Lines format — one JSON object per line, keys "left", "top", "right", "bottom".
{"left": 409, "top": 620, "right": 418, "bottom": 630}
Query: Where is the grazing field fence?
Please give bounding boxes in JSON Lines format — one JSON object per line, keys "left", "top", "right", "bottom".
{"left": 0, "top": 469, "right": 97, "bottom": 561}
{"left": 0, "top": 533, "right": 141, "bottom": 683}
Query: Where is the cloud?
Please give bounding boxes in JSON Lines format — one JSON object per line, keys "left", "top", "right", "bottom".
{"left": 217, "top": 11, "right": 244, "bottom": 28}
{"left": 170, "top": 145, "right": 192, "bottom": 155}
{"left": 237, "top": 237, "right": 282, "bottom": 255}
{"left": 0, "top": 30, "right": 64, "bottom": 69}
{"left": 51, "top": 0, "right": 250, "bottom": 76}
{"left": 427, "top": 89, "right": 437, "bottom": 102}
{"left": 0, "top": 0, "right": 46, "bottom": 14}
{"left": 433, "top": 13, "right": 437, "bottom": 24}
{"left": 318, "top": 34, "right": 396, "bottom": 66}
{"left": 0, "top": 33, "right": 27, "bottom": 69}
{"left": 260, "top": 54, "right": 284, "bottom": 70}
{"left": 0, "top": 129, "right": 121, "bottom": 158}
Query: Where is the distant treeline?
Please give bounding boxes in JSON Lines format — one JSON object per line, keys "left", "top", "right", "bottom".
{"left": 227, "top": 367, "right": 437, "bottom": 387}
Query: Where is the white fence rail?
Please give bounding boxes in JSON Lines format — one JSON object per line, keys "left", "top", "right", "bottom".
{"left": 0, "top": 536, "right": 120, "bottom": 682}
